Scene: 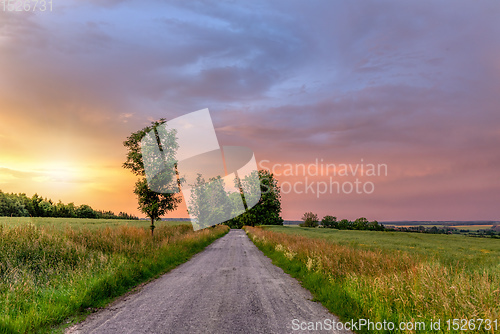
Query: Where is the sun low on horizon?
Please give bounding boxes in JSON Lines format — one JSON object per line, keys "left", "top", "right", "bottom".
{"left": 1, "top": 0, "right": 499, "bottom": 222}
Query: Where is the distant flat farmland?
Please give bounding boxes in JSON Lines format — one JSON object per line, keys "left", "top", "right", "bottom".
{"left": 383, "top": 221, "right": 498, "bottom": 231}
{"left": 450, "top": 224, "right": 493, "bottom": 230}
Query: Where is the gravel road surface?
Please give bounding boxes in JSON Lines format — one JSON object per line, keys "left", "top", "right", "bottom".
{"left": 69, "top": 229, "right": 351, "bottom": 334}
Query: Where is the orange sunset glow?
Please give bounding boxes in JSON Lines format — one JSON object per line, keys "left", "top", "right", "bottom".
{"left": 1, "top": 1, "right": 499, "bottom": 221}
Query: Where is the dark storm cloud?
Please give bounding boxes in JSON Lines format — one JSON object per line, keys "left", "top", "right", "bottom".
{"left": 1, "top": 0, "right": 308, "bottom": 119}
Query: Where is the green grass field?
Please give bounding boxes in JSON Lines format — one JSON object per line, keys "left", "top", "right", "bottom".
{"left": 0, "top": 217, "right": 228, "bottom": 333}
{"left": 264, "top": 225, "right": 500, "bottom": 270}
{"left": 246, "top": 225, "right": 500, "bottom": 334}
{"left": 450, "top": 225, "right": 494, "bottom": 231}
{"left": 0, "top": 217, "right": 189, "bottom": 230}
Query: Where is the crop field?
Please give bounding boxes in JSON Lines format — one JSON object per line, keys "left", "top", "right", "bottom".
{"left": 385, "top": 224, "right": 494, "bottom": 231}
{"left": 0, "top": 217, "right": 190, "bottom": 230}
{"left": 246, "top": 225, "right": 500, "bottom": 333}
{"left": 0, "top": 218, "right": 228, "bottom": 333}
{"left": 263, "top": 226, "right": 500, "bottom": 269}
{"left": 450, "top": 225, "right": 494, "bottom": 231}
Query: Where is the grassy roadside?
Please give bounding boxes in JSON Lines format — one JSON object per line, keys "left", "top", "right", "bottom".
{"left": 245, "top": 226, "right": 499, "bottom": 333}
{"left": 0, "top": 221, "right": 229, "bottom": 333}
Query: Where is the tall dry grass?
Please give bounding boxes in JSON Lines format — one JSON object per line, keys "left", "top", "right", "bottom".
{"left": 246, "top": 226, "right": 499, "bottom": 333}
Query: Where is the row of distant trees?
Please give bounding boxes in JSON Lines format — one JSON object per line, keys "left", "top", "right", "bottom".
{"left": 386, "top": 225, "right": 500, "bottom": 237}
{"left": 387, "top": 225, "right": 454, "bottom": 234}
{"left": 298, "top": 213, "right": 500, "bottom": 237}
{"left": 0, "top": 191, "right": 138, "bottom": 219}
{"left": 300, "top": 212, "right": 384, "bottom": 231}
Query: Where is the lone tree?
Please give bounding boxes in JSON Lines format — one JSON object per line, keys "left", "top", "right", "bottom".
{"left": 300, "top": 211, "right": 319, "bottom": 227}
{"left": 123, "top": 119, "right": 182, "bottom": 236}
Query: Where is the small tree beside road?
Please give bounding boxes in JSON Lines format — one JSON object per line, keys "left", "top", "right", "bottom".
{"left": 123, "top": 120, "right": 182, "bottom": 236}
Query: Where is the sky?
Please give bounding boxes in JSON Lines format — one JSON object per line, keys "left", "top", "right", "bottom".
{"left": 0, "top": 0, "right": 499, "bottom": 221}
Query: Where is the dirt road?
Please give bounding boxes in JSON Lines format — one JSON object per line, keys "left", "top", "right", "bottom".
{"left": 69, "top": 229, "right": 350, "bottom": 334}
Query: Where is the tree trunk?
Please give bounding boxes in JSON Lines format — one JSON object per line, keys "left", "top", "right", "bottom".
{"left": 150, "top": 217, "right": 155, "bottom": 237}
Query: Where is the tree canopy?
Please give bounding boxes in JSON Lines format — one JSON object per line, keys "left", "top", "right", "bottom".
{"left": 224, "top": 169, "right": 283, "bottom": 228}
{"left": 123, "top": 119, "right": 182, "bottom": 235}
{"left": 300, "top": 211, "right": 319, "bottom": 227}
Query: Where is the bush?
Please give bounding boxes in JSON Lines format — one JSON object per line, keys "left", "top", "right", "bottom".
{"left": 299, "top": 212, "right": 319, "bottom": 227}
{"left": 321, "top": 215, "right": 337, "bottom": 228}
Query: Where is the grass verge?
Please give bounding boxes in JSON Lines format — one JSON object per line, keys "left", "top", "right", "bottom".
{"left": 245, "top": 226, "right": 499, "bottom": 333}
{"left": 0, "top": 222, "right": 229, "bottom": 333}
